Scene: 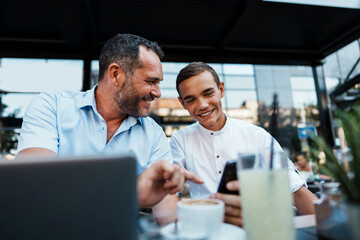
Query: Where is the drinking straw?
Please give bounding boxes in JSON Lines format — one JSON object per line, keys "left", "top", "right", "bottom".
{"left": 174, "top": 219, "right": 178, "bottom": 235}
{"left": 269, "top": 93, "right": 277, "bottom": 169}
{"left": 270, "top": 137, "right": 274, "bottom": 169}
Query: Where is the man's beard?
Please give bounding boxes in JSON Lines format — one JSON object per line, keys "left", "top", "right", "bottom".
{"left": 114, "top": 78, "right": 150, "bottom": 117}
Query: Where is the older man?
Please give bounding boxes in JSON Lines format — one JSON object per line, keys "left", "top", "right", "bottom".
{"left": 16, "top": 34, "right": 202, "bottom": 218}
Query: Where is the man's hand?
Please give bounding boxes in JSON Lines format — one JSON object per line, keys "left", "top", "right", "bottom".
{"left": 137, "top": 160, "right": 203, "bottom": 208}
{"left": 210, "top": 180, "right": 243, "bottom": 227}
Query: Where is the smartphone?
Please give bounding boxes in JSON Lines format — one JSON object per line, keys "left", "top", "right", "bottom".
{"left": 217, "top": 159, "right": 239, "bottom": 195}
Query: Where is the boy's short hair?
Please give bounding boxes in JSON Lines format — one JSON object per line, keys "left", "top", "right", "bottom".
{"left": 176, "top": 62, "right": 220, "bottom": 97}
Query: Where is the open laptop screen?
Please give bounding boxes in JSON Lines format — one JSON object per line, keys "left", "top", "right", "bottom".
{"left": 0, "top": 155, "right": 137, "bottom": 240}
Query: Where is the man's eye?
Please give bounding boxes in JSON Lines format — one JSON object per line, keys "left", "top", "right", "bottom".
{"left": 148, "top": 80, "right": 161, "bottom": 85}
{"left": 186, "top": 99, "right": 194, "bottom": 103}
{"left": 205, "top": 92, "right": 214, "bottom": 96}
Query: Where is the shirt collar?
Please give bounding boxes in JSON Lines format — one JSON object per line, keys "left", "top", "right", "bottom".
{"left": 133, "top": 116, "right": 143, "bottom": 125}
{"left": 76, "top": 85, "right": 97, "bottom": 109}
{"left": 196, "top": 113, "right": 228, "bottom": 136}
{"left": 75, "top": 85, "right": 142, "bottom": 125}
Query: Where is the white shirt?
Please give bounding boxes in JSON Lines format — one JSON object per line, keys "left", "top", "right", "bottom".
{"left": 170, "top": 116, "right": 305, "bottom": 199}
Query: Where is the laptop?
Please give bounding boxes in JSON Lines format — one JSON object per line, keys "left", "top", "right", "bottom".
{"left": 0, "top": 154, "right": 137, "bottom": 240}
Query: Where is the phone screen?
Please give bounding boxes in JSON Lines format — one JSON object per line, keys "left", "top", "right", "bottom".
{"left": 217, "top": 160, "right": 239, "bottom": 195}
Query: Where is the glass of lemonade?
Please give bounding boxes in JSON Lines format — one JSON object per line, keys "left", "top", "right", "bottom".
{"left": 237, "top": 150, "right": 295, "bottom": 240}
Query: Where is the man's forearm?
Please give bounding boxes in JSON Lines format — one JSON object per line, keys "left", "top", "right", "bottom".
{"left": 152, "top": 194, "right": 179, "bottom": 226}
{"left": 16, "top": 148, "right": 56, "bottom": 159}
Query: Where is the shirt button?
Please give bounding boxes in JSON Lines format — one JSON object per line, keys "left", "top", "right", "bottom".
{"left": 218, "top": 171, "right": 222, "bottom": 174}
{"left": 211, "top": 132, "right": 214, "bottom": 135}
{"left": 216, "top": 155, "right": 219, "bottom": 158}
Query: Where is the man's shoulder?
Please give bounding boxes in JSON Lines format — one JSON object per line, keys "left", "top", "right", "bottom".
{"left": 227, "top": 117, "right": 270, "bottom": 136}
{"left": 36, "top": 90, "right": 82, "bottom": 103}
{"left": 27, "top": 90, "right": 87, "bottom": 116}
{"left": 139, "top": 116, "right": 163, "bottom": 130}
{"left": 59, "top": 90, "right": 84, "bottom": 98}
{"left": 28, "top": 91, "right": 60, "bottom": 110}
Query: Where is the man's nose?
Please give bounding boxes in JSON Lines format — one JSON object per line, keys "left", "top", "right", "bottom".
{"left": 151, "top": 84, "right": 161, "bottom": 98}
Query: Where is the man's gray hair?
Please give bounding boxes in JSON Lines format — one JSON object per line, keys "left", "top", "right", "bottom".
{"left": 98, "top": 33, "right": 164, "bottom": 81}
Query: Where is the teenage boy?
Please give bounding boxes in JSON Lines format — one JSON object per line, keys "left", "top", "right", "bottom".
{"left": 170, "top": 62, "right": 318, "bottom": 227}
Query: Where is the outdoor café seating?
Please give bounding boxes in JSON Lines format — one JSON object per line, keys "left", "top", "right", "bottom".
{"left": 1, "top": 0, "right": 360, "bottom": 239}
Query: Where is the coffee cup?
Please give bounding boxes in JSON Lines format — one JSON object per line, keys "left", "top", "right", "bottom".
{"left": 176, "top": 199, "right": 224, "bottom": 240}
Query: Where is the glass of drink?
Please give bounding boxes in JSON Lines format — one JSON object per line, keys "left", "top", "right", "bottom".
{"left": 237, "top": 150, "right": 295, "bottom": 240}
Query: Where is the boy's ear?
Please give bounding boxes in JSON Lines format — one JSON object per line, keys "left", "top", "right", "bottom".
{"left": 219, "top": 82, "right": 225, "bottom": 98}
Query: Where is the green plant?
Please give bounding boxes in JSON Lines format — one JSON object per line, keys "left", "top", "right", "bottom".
{"left": 312, "top": 104, "right": 360, "bottom": 203}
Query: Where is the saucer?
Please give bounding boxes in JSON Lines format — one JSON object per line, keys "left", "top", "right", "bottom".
{"left": 160, "top": 222, "right": 246, "bottom": 240}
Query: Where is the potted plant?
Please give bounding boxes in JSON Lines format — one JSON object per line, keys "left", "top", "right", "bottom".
{"left": 311, "top": 104, "right": 360, "bottom": 240}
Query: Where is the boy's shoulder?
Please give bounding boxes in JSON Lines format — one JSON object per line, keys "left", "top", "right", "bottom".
{"left": 228, "top": 117, "right": 262, "bottom": 130}
{"left": 172, "top": 122, "right": 199, "bottom": 138}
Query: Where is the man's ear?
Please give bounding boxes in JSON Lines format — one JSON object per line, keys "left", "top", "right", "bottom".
{"left": 108, "top": 63, "right": 126, "bottom": 87}
{"left": 178, "top": 96, "right": 186, "bottom": 109}
{"left": 219, "top": 82, "right": 225, "bottom": 98}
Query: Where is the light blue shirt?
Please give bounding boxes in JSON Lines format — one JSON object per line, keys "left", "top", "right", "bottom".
{"left": 17, "top": 86, "right": 172, "bottom": 175}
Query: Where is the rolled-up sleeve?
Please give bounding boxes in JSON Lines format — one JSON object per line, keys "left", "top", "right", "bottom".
{"left": 288, "top": 161, "right": 307, "bottom": 192}
{"left": 16, "top": 93, "right": 59, "bottom": 154}
{"left": 148, "top": 123, "right": 172, "bottom": 166}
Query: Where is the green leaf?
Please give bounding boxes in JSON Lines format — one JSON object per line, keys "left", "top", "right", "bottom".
{"left": 311, "top": 103, "right": 360, "bottom": 203}
{"left": 314, "top": 137, "right": 360, "bottom": 202}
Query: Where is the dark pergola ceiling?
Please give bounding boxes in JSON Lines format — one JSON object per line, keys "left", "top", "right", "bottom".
{"left": 1, "top": 0, "right": 360, "bottom": 65}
